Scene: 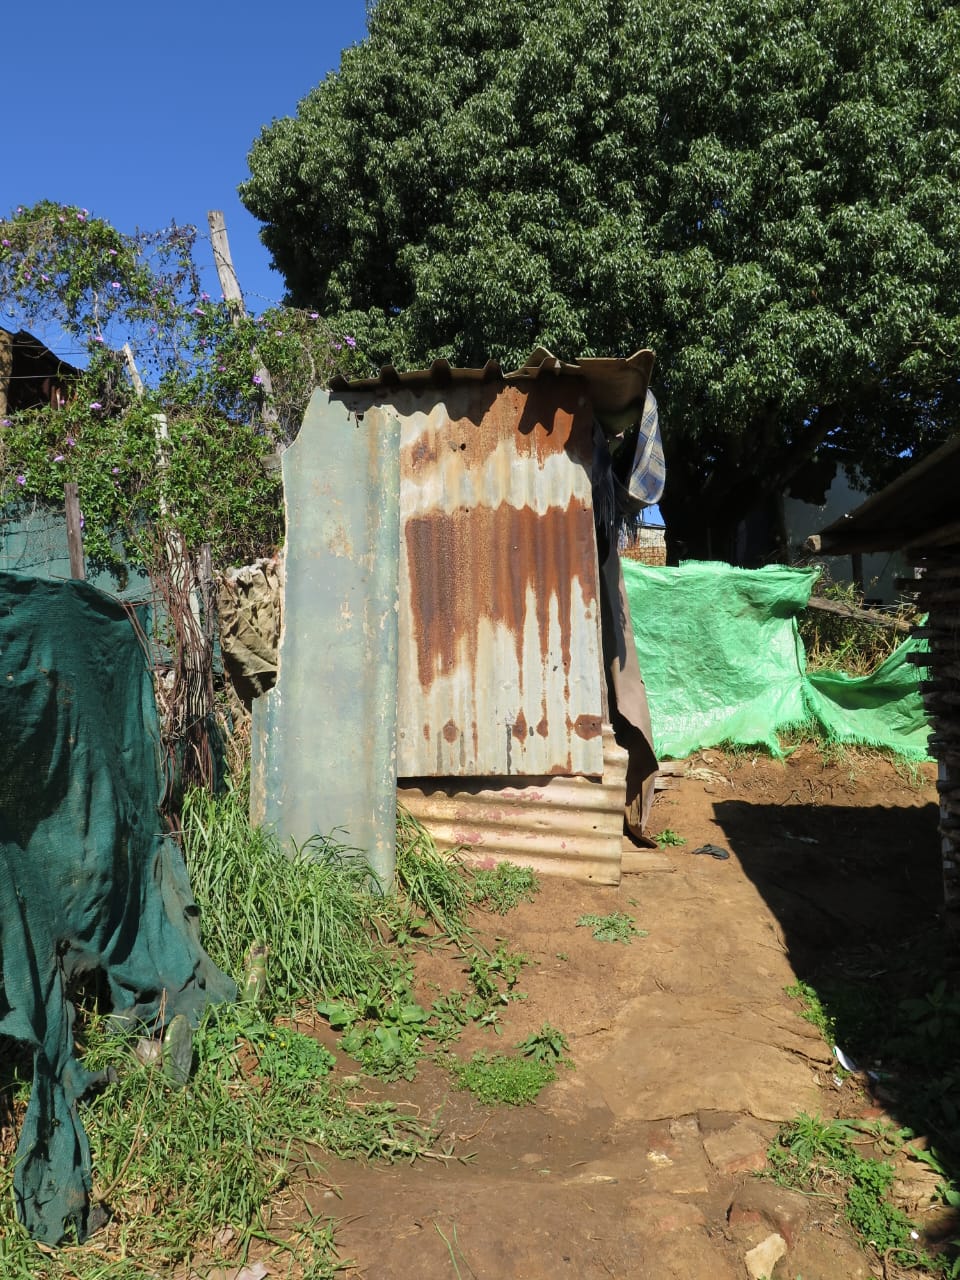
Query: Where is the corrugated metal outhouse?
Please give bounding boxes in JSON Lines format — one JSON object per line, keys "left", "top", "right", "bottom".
{"left": 252, "top": 349, "right": 661, "bottom": 885}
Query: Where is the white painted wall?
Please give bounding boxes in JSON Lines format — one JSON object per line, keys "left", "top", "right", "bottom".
{"left": 783, "top": 467, "right": 913, "bottom": 605}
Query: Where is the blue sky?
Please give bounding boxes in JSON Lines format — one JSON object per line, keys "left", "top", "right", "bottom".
{"left": 3, "top": 1, "right": 369, "bottom": 344}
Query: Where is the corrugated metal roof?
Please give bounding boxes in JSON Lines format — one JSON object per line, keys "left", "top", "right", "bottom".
{"left": 818, "top": 435, "right": 960, "bottom": 554}
{"left": 330, "top": 347, "right": 655, "bottom": 438}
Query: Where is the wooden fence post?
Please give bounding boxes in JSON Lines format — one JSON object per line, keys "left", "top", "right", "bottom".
{"left": 64, "top": 482, "right": 85, "bottom": 580}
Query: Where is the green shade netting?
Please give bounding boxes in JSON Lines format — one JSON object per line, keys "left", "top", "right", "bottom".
{"left": 623, "top": 560, "right": 931, "bottom": 761}
{"left": 0, "top": 572, "right": 236, "bottom": 1245}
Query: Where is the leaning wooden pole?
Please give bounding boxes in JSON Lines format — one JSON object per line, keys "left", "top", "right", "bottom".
{"left": 206, "top": 210, "right": 278, "bottom": 429}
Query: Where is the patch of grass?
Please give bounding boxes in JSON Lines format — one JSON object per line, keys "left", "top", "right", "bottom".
{"left": 655, "top": 827, "right": 686, "bottom": 847}
{"left": 470, "top": 861, "right": 540, "bottom": 914}
{"left": 785, "top": 979, "right": 838, "bottom": 1044}
{"left": 2, "top": 785, "right": 556, "bottom": 1276}
{"left": 396, "top": 807, "right": 472, "bottom": 938}
{"left": 576, "top": 912, "right": 647, "bottom": 944}
{"left": 2, "top": 1004, "right": 439, "bottom": 1279}
{"left": 182, "top": 781, "right": 396, "bottom": 1007}
{"left": 768, "top": 1113, "right": 927, "bottom": 1265}
{"left": 450, "top": 1050, "right": 558, "bottom": 1105}
{"left": 798, "top": 576, "right": 917, "bottom": 677}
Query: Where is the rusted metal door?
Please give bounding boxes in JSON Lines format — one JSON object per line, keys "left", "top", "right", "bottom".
{"left": 398, "top": 377, "right": 604, "bottom": 777}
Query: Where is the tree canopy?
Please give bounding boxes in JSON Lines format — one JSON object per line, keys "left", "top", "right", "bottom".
{"left": 241, "top": 0, "right": 960, "bottom": 555}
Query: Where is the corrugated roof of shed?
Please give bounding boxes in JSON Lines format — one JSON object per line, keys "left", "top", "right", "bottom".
{"left": 330, "top": 347, "right": 656, "bottom": 437}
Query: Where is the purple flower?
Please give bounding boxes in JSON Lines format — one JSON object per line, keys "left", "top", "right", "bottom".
{"left": 16, "top": 474, "right": 25, "bottom": 485}
{"left": 346, "top": 336, "right": 356, "bottom": 348}
{"left": 309, "top": 312, "right": 319, "bottom": 320}
{"left": 252, "top": 375, "right": 263, "bottom": 386}
{"left": 111, "top": 466, "right": 120, "bottom": 474}
{"left": 77, "top": 214, "right": 86, "bottom": 223}
{"left": 192, "top": 307, "right": 204, "bottom": 315}
{"left": 53, "top": 454, "right": 65, "bottom": 463}
{"left": 92, "top": 335, "right": 104, "bottom": 343}
{"left": 333, "top": 342, "right": 342, "bottom": 351}
{"left": 110, "top": 281, "right": 121, "bottom": 290}
{"left": 108, "top": 248, "right": 117, "bottom": 256}
{"left": 89, "top": 402, "right": 103, "bottom": 411}
{"left": 1, "top": 419, "right": 10, "bottom": 426}
{"left": 41, "top": 274, "right": 49, "bottom": 282}
{"left": 201, "top": 292, "right": 210, "bottom": 301}
{"left": 1, "top": 239, "right": 10, "bottom": 247}
{"left": 65, "top": 436, "right": 76, "bottom": 446}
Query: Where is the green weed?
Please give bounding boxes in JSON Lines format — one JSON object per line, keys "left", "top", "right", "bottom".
{"left": 241, "top": 1017, "right": 336, "bottom": 1085}
{"left": 798, "top": 577, "right": 916, "bottom": 677}
{"left": 450, "top": 1050, "right": 557, "bottom": 1105}
{"left": 783, "top": 963, "right": 960, "bottom": 1274}
{"left": 0, "top": 787, "right": 557, "bottom": 1276}
{"left": 576, "top": 912, "right": 647, "bottom": 944}
{"left": 655, "top": 828, "right": 686, "bottom": 847}
{"left": 768, "top": 1114, "right": 923, "bottom": 1262}
{"left": 12, "top": 1004, "right": 439, "bottom": 1278}
{"left": 785, "top": 979, "right": 837, "bottom": 1044}
{"left": 321, "top": 980, "right": 431, "bottom": 1082}
{"left": 471, "top": 862, "right": 541, "bottom": 914}
{"left": 516, "top": 1024, "right": 571, "bottom": 1066}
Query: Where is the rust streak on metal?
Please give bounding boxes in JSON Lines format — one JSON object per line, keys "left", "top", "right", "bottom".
{"left": 400, "top": 381, "right": 588, "bottom": 479}
{"left": 573, "top": 714, "right": 602, "bottom": 740}
{"left": 404, "top": 498, "right": 596, "bottom": 691}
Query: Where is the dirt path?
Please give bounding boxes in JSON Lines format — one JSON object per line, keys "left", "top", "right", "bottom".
{"left": 298, "top": 746, "right": 943, "bottom": 1279}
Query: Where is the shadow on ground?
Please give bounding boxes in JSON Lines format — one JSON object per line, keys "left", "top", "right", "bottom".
{"left": 713, "top": 796, "right": 960, "bottom": 1213}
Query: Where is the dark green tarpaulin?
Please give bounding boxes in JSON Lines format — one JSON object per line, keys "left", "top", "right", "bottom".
{"left": 0, "top": 572, "right": 235, "bottom": 1244}
{"left": 623, "top": 560, "right": 930, "bottom": 761}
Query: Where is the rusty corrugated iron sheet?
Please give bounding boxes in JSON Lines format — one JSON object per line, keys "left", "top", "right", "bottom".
{"left": 330, "top": 347, "right": 655, "bottom": 439}
{"left": 396, "top": 376, "right": 604, "bottom": 777}
{"left": 398, "top": 725, "right": 628, "bottom": 885}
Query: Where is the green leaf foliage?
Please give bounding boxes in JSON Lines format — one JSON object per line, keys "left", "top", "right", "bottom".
{"left": 0, "top": 202, "right": 368, "bottom": 567}
{"left": 241, "top": 0, "right": 960, "bottom": 551}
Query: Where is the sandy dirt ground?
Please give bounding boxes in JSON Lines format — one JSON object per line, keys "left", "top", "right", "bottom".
{"left": 288, "top": 745, "right": 951, "bottom": 1280}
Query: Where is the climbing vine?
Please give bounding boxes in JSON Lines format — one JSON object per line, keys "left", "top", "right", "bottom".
{"left": 0, "top": 201, "right": 368, "bottom": 568}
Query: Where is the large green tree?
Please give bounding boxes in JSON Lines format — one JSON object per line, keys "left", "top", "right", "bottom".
{"left": 241, "top": 0, "right": 960, "bottom": 557}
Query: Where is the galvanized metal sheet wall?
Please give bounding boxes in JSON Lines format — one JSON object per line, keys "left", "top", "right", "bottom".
{"left": 397, "top": 378, "right": 604, "bottom": 777}
{"left": 398, "top": 726, "right": 628, "bottom": 885}
{"left": 252, "top": 390, "right": 401, "bottom": 885}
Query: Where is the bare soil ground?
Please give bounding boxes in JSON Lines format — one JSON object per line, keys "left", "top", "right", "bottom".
{"left": 289, "top": 745, "right": 952, "bottom": 1280}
